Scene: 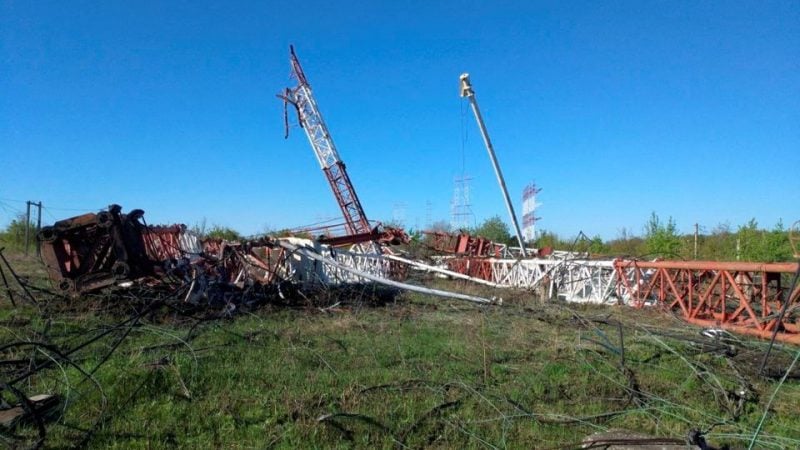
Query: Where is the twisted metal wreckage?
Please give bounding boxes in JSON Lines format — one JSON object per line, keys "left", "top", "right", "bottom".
{"left": 35, "top": 205, "right": 494, "bottom": 306}
{"left": 33, "top": 205, "right": 800, "bottom": 346}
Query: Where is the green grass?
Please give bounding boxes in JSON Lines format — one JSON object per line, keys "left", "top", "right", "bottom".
{"left": 1, "top": 255, "right": 800, "bottom": 449}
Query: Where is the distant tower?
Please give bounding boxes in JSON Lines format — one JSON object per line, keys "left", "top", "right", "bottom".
{"left": 450, "top": 175, "right": 475, "bottom": 231}
{"left": 522, "top": 183, "right": 542, "bottom": 243}
{"left": 425, "top": 200, "right": 432, "bottom": 228}
{"left": 392, "top": 202, "right": 407, "bottom": 227}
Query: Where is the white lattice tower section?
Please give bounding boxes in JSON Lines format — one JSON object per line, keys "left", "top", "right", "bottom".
{"left": 450, "top": 175, "right": 475, "bottom": 231}
{"left": 522, "top": 183, "right": 542, "bottom": 243}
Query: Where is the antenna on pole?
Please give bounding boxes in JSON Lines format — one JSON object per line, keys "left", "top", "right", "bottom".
{"left": 459, "top": 73, "right": 527, "bottom": 257}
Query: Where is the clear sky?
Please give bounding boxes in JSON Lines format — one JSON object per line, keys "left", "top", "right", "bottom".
{"left": 2, "top": 1, "right": 798, "bottom": 239}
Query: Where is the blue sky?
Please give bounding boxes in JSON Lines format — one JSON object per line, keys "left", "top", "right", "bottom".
{"left": 2, "top": 1, "right": 798, "bottom": 239}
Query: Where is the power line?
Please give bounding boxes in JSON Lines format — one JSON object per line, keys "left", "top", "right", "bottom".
{"left": 45, "top": 205, "right": 103, "bottom": 212}
{"left": 0, "top": 197, "right": 101, "bottom": 212}
{"left": 0, "top": 197, "right": 28, "bottom": 204}
{"left": 41, "top": 207, "right": 60, "bottom": 222}
{"left": 0, "top": 200, "right": 26, "bottom": 216}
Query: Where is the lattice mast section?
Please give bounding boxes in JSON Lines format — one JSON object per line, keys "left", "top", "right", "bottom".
{"left": 450, "top": 175, "right": 475, "bottom": 231}
{"left": 281, "top": 46, "right": 371, "bottom": 236}
{"left": 522, "top": 183, "right": 542, "bottom": 243}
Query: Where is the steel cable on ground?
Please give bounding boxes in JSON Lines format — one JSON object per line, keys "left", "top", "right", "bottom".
{"left": 747, "top": 346, "right": 800, "bottom": 450}
{"left": 563, "top": 301, "right": 800, "bottom": 449}
{"left": 758, "top": 262, "right": 800, "bottom": 375}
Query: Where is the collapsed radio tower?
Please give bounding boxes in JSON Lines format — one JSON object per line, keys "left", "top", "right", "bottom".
{"left": 279, "top": 46, "right": 371, "bottom": 236}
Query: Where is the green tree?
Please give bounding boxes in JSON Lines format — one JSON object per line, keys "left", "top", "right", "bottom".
{"left": 698, "top": 222, "right": 735, "bottom": 261}
{"left": 588, "top": 235, "right": 608, "bottom": 255}
{"left": 607, "top": 227, "right": 646, "bottom": 257}
{"left": 764, "top": 220, "right": 793, "bottom": 262}
{"left": 736, "top": 218, "right": 762, "bottom": 261}
{"left": 0, "top": 214, "right": 30, "bottom": 250}
{"left": 206, "top": 225, "right": 242, "bottom": 241}
{"left": 536, "top": 230, "right": 561, "bottom": 250}
{"left": 735, "top": 219, "right": 793, "bottom": 262}
{"left": 644, "top": 212, "right": 682, "bottom": 258}
{"left": 472, "top": 216, "right": 513, "bottom": 245}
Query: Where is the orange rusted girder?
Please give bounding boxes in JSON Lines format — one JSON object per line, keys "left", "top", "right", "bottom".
{"left": 615, "top": 259, "right": 798, "bottom": 273}
{"left": 423, "top": 231, "right": 504, "bottom": 258}
{"left": 447, "top": 257, "right": 495, "bottom": 282}
{"left": 614, "top": 259, "right": 800, "bottom": 344}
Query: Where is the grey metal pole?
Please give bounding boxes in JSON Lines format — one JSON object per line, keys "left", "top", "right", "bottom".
{"left": 24, "top": 201, "right": 31, "bottom": 256}
{"left": 35, "top": 202, "right": 42, "bottom": 256}
{"left": 459, "top": 73, "right": 527, "bottom": 257}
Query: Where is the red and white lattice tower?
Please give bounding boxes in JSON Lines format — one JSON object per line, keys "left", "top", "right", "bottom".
{"left": 280, "top": 46, "right": 371, "bottom": 236}
{"left": 522, "top": 183, "right": 541, "bottom": 243}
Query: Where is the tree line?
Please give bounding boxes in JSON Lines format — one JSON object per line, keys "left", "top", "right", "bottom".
{"left": 416, "top": 212, "right": 796, "bottom": 263}
{"left": 539, "top": 213, "right": 796, "bottom": 262}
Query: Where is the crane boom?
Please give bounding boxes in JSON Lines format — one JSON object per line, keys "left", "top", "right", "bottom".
{"left": 459, "top": 73, "right": 528, "bottom": 257}
{"left": 281, "top": 46, "right": 371, "bottom": 236}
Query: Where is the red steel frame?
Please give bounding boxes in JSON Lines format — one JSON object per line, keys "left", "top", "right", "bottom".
{"left": 142, "top": 225, "right": 190, "bottom": 261}
{"left": 447, "top": 257, "right": 495, "bottom": 281}
{"left": 439, "top": 254, "right": 800, "bottom": 344}
{"left": 614, "top": 260, "right": 800, "bottom": 344}
{"left": 424, "top": 231, "right": 504, "bottom": 258}
{"left": 322, "top": 162, "right": 370, "bottom": 235}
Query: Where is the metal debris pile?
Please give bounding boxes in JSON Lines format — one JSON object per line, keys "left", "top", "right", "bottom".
{"left": 31, "top": 205, "right": 494, "bottom": 310}
{"left": 21, "top": 204, "right": 800, "bottom": 346}
{"left": 0, "top": 227, "right": 416, "bottom": 448}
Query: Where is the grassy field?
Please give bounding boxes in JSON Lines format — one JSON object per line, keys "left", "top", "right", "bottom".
{"left": 1, "top": 253, "right": 800, "bottom": 449}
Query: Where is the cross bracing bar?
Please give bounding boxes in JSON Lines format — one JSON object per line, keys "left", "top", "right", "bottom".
{"left": 278, "top": 240, "right": 494, "bottom": 304}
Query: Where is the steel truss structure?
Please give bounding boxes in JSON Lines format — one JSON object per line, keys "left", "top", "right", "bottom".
{"left": 444, "top": 257, "right": 618, "bottom": 304}
{"left": 439, "top": 255, "right": 800, "bottom": 344}
{"left": 282, "top": 242, "right": 393, "bottom": 285}
{"left": 614, "top": 260, "right": 800, "bottom": 344}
